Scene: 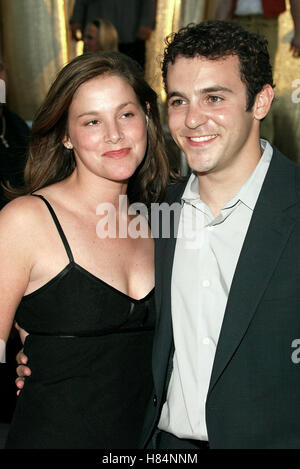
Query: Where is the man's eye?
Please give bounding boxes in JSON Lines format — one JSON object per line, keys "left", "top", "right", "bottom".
{"left": 207, "top": 96, "right": 222, "bottom": 103}
{"left": 169, "top": 99, "right": 185, "bottom": 107}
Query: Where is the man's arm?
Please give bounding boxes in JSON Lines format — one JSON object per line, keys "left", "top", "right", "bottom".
{"left": 214, "top": 0, "right": 236, "bottom": 20}
{"left": 290, "top": 0, "right": 300, "bottom": 57}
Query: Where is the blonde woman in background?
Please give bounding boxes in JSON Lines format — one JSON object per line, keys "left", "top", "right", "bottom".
{"left": 83, "top": 18, "right": 119, "bottom": 53}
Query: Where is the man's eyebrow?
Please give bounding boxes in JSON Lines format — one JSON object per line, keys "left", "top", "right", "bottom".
{"left": 200, "top": 86, "right": 233, "bottom": 94}
{"left": 167, "top": 91, "right": 186, "bottom": 101}
{"left": 167, "top": 86, "right": 233, "bottom": 101}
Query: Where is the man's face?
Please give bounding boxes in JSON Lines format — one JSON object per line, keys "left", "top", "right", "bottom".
{"left": 166, "top": 55, "right": 261, "bottom": 177}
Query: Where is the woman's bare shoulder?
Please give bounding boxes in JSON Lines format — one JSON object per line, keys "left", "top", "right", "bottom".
{"left": 0, "top": 195, "right": 46, "bottom": 236}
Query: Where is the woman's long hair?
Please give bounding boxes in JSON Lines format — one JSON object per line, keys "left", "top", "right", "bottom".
{"left": 6, "top": 51, "right": 173, "bottom": 205}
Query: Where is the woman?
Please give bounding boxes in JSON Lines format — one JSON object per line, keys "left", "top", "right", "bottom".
{"left": 83, "top": 18, "right": 118, "bottom": 53}
{"left": 0, "top": 51, "right": 170, "bottom": 448}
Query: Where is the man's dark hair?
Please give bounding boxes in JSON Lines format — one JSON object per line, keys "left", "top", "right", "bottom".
{"left": 162, "top": 20, "right": 275, "bottom": 111}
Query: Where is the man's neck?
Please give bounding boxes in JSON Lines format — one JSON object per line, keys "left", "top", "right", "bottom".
{"left": 196, "top": 143, "right": 263, "bottom": 217}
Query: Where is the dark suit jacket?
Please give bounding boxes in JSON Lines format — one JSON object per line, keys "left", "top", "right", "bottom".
{"left": 141, "top": 146, "right": 300, "bottom": 449}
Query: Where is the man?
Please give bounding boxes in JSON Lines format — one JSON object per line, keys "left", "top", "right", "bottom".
{"left": 69, "top": 0, "right": 157, "bottom": 68}
{"left": 141, "top": 21, "right": 300, "bottom": 449}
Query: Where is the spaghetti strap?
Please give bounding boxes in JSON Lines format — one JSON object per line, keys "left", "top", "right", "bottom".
{"left": 31, "top": 194, "right": 74, "bottom": 263}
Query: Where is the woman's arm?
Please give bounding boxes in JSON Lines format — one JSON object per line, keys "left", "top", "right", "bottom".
{"left": 0, "top": 199, "right": 33, "bottom": 362}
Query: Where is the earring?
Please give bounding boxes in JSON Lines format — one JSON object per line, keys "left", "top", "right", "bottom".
{"left": 65, "top": 142, "right": 73, "bottom": 150}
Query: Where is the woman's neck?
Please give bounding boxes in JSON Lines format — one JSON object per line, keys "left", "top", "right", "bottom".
{"left": 61, "top": 168, "right": 129, "bottom": 213}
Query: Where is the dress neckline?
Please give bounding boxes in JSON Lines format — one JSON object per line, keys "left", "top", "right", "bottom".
{"left": 28, "top": 193, "right": 154, "bottom": 302}
{"left": 23, "top": 261, "right": 154, "bottom": 303}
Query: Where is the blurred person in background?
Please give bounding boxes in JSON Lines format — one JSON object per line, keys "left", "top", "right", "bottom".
{"left": 215, "top": 0, "right": 300, "bottom": 63}
{"left": 70, "top": 0, "right": 157, "bottom": 68}
{"left": 83, "top": 18, "right": 118, "bottom": 53}
{"left": 0, "top": 58, "right": 29, "bottom": 210}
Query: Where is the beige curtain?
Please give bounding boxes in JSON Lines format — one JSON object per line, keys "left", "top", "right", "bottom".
{"left": 0, "top": 0, "right": 73, "bottom": 121}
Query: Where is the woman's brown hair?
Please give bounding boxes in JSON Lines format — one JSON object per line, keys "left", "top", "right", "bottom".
{"left": 7, "top": 51, "right": 172, "bottom": 205}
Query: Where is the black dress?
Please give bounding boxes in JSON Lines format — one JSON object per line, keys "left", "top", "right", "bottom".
{"left": 5, "top": 195, "right": 155, "bottom": 449}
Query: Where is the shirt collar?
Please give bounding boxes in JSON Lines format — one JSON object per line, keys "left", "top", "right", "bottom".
{"left": 182, "top": 139, "right": 273, "bottom": 211}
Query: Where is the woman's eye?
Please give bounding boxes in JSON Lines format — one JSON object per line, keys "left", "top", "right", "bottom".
{"left": 121, "top": 112, "right": 134, "bottom": 118}
{"left": 86, "top": 119, "right": 99, "bottom": 126}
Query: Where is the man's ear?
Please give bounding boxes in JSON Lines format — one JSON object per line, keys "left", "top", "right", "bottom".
{"left": 62, "top": 135, "right": 73, "bottom": 150}
{"left": 253, "top": 84, "right": 274, "bottom": 121}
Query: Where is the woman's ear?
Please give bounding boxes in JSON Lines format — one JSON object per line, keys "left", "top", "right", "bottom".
{"left": 62, "top": 136, "right": 73, "bottom": 150}
{"left": 253, "top": 84, "right": 274, "bottom": 121}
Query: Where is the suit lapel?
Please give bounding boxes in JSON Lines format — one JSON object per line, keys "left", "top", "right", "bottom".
{"left": 153, "top": 180, "right": 188, "bottom": 322}
{"left": 208, "top": 149, "right": 299, "bottom": 394}
{"left": 152, "top": 181, "right": 187, "bottom": 394}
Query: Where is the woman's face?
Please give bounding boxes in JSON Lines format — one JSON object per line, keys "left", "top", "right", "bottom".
{"left": 83, "top": 23, "right": 99, "bottom": 53}
{"left": 64, "top": 74, "right": 148, "bottom": 184}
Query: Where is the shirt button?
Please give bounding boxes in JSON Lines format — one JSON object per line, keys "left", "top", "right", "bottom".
{"left": 153, "top": 394, "right": 158, "bottom": 407}
{"left": 202, "top": 280, "right": 210, "bottom": 288}
{"left": 203, "top": 337, "right": 210, "bottom": 345}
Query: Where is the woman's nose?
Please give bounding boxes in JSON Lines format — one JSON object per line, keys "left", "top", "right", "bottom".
{"left": 104, "top": 122, "right": 123, "bottom": 143}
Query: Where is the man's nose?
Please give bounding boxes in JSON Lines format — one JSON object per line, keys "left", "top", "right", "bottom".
{"left": 185, "top": 103, "right": 208, "bottom": 129}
